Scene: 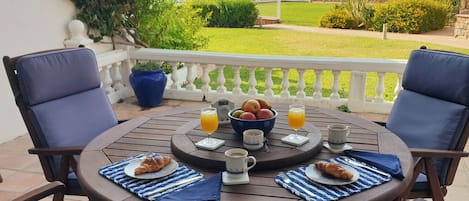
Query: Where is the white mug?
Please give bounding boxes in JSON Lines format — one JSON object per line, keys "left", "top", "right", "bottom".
{"left": 224, "top": 148, "right": 256, "bottom": 174}
{"left": 327, "top": 124, "right": 350, "bottom": 149}
{"left": 243, "top": 129, "right": 264, "bottom": 150}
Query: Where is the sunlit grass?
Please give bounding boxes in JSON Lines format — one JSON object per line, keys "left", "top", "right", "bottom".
{"left": 194, "top": 27, "right": 469, "bottom": 101}
{"left": 256, "top": 2, "right": 336, "bottom": 27}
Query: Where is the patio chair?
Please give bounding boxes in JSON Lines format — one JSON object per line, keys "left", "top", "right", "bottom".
{"left": 385, "top": 49, "right": 469, "bottom": 201}
{"left": 3, "top": 48, "right": 118, "bottom": 200}
{"left": 12, "top": 181, "right": 66, "bottom": 201}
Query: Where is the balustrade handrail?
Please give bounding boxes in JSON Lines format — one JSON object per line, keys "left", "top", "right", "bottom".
{"left": 129, "top": 48, "right": 407, "bottom": 73}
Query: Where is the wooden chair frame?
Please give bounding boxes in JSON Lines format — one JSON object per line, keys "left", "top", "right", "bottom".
{"left": 12, "top": 181, "right": 66, "bottom": 201}
{"left": 3, "top": 50, "right": 86, "bottom": 196}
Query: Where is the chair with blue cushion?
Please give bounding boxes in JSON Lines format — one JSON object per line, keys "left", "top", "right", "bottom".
{"left": 3, "top": 48, "right": 118, "bottom": 200}
{"left": 386, "top": 49, "right": 469, "bottom": 201}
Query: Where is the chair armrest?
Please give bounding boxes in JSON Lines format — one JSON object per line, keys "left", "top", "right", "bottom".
{"left": 28, "top": 146, "right": 84, "bottom": 156}
{"left": 12, "top": 181, "right": 65, "bottom": 201}
{"left": 410, "top": 148, "right": 469, "bottom": 158}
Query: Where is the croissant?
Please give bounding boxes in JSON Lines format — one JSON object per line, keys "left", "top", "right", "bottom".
{"left": 134, "top": 156, "right": 172, "bottom": 175}
{"left": 314, "top": 161, "right": 354, "bottom": 180}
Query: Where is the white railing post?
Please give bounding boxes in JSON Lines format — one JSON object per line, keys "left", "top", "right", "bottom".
{"left": 281, "top": 68, "right": 290, "bottom": 98}
{"left": 185, "top": 63, "right": 196, "bottom": 91}
{"left": 111, "top": 62, "right": 124, "bottom": 91}
{"left": 201, "top": 64, "right": 211, "bottom": 94}
{"left": 264, "top": 68, "right": 274, "bottom": 97}
{"left": 102, "top": 65, "right": 114, "bottom": 94}
{"left": 313, "top": 70, "right": 323, "bottom": 99}
{"left": 170, "top": 62, "right": 180, "bottom": 89}
{"left": 233, "top": 66, "right": 242, "bottom": 95}
{"left": 248, "top": 67, "right": 257, "bottom": 95}
{"left": 296, "top": 68, "right": 306, "bottom": 98}
{"left": 394, "top": 73, "right": 403, "bottom": 100}
{"left": 217, "top": 65, "right": 226, "bottom": 93}
{"left": 375, "top": 72, "right": 385, "bottom": 103}
{"left": 330, "top": 70, "right": 341, "bottom": 100}
{"left": 348, "top": 71, "right": 367, "bottom": 111}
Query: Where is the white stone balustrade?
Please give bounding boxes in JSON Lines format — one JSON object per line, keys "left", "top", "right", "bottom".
{"left": 121, "top": 48, "right": 407, "bottom": 114}
{"left": 88, "top": 46, "right": 407, "bottom": 113}
{"left": 95, "top": 49, "right": 133, "bottom": 104}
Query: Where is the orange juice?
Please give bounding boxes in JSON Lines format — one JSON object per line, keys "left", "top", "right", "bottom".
{"left": 288, "top": 107, "right": 305, "bottom": 130}
{"left": 200, "top": 109, "right": 219, "bottom": 134}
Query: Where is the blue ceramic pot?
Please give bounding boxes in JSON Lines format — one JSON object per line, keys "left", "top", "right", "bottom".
{"left": 129, "top": 69, "right": 167, "bottom": 108}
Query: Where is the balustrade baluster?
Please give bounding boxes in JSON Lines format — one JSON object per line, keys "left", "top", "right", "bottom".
{"left": 296, "top": 68, "right": 306, "bottom": 98}
{"left": 170, "top": 62, "right": 180, "bottom": 89}
{"left": 123, "top": 59, "right": 133, "bottom": 90}
{"left": 375, "top": 72, "right": 385, "bottom": 103}
{"left": 103, "top": 65, "right": 114, "bottom": 94}
{"left": 201, "top": 64, "right": 211, "bottom": 93}
{"left": 248, "top": 67, "right": 257, "bottom": 95}
{"left": 394, "top": 73, "right": 403, "bottom": 101}
{"left": 281, "top": 68, "right": 290, "bottom": 98}
{"left": 186, "top": 63, "right": 196, "bottom": 91}
{"left": 233, "top": 66, "right": 242, "bottom": 95}
{"left": 313, "top": 70, "right": 323, "bottom": 99}
{"left": 217, "top": 65, "right": 226, "bottom": 93}
{"left": 111, "top": 62, "right": 124, "bottom": 90}
{"left": 264, "top": 68, "right": 274, "bottom": 97}
{"left": 330, "top": 70, "right": 340, "bottom": 100}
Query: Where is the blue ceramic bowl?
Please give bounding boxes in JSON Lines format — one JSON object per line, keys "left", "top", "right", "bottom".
{"left": 228, "top": 108, "right": 277, "bottom": 136}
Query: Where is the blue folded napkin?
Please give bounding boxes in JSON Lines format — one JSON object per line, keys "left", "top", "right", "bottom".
{"left": 344, "top": 150, "right": 404, "bottom": 180}
{"left": 160, "top": 172, "right": 222, "bottom": 201}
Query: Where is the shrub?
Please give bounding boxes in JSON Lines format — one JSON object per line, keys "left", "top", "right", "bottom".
{"left": 191, "top": 0, "right": 258, "bottom": 28}
{"left": 372, "top": 0, "right": 448, "bottom": 33}
{"left": 74, "top": 0, "right": 208, "bottom": 50}
{"left": 344, "top": 0, "right": 369, "bottom": 28}
{"left": 437, "top": 0, "right": 461, "bottom": 24}
{"left": 319, "top": 6, "right": 357, "bottom": 29}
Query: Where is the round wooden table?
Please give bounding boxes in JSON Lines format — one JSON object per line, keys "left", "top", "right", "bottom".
{"left": 78, "top": 104, "right": 413, "bottom": 201}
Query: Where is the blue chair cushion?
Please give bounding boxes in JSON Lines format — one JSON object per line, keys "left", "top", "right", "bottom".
{"left": 412, "top": 173, "right": 431, "bottom": 192}
{"left": 387, "top": 90, "right": 469, "bottom": 184}
{"left": 403, "top": 49, "right": 469, "bottom": 106}
{"left": 29, "top": 88, "right": 117, "bottom": 148}
{"left": 16, "top": 48, "right": 100, "bottom": 106}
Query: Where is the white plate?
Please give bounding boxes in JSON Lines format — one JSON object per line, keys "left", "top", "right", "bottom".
{"left": 305, "top": 163, "right": 359, "bottom": 185}
{"left": 124, "top": 158, "right": 178, "bottom": 179}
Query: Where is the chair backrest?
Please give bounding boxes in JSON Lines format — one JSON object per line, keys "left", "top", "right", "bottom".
{"left": 387, "top": 49, "right": 469, "bottom": 186}
{"left": 3, "top": 48, "right": 118, "bottom": 181}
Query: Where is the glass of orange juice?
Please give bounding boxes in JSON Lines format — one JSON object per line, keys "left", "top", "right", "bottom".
{"left": 200, "top": 107, "right": 219, "bottom": 143}
{"left": 288, "top": 104, "right": 305, "bottom": 137}
{"left": 281, "top": 104, "right": 309, "bottom": 146}
{"left": 196, "top": 107, "right": 225, "bottom": 150}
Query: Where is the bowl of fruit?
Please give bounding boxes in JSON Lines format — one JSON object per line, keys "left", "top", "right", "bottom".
{"left": 228, "top": 98, "right": 277, "bottom": 136}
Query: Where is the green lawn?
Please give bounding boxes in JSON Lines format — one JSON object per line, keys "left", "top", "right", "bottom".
{"left": 196, "top": 28, "right": 469, "bottom": 101}
{"left": 256, "top": 2, "right": 336, "bottom": 27}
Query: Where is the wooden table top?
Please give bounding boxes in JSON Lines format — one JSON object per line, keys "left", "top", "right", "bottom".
{"left": 171, "top": 108, "right": 323, "bottom": 171}
{"left": 77, "top": 104, "right": 413, "bottom": 201}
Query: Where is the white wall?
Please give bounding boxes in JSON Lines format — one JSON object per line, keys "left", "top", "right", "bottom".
{"left": 0, "top": 0, "right": 76, "bottom": 143}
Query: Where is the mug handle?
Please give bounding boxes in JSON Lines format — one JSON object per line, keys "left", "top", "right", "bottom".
{"left": 246, "top": 156, "right": 256, "bottom": 171}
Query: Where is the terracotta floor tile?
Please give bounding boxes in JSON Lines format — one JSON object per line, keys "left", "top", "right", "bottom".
{"left": 0, "top": 170, "right": 46, "bottom": 192}
{"left": 0, "top": 153, "right": 39, "bottom": 170}
{"left": 0, "top": 191, "right": 21, "bottom": 201}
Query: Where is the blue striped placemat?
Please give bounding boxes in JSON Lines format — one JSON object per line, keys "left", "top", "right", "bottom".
{"left": 99, "top": 153, "right": 205, "bottom": 201}
{"left": 275, "top": 156, "right": 392, "bottom": 201}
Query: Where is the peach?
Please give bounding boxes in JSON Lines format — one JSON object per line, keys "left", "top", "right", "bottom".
{"left": 256, "top": 108, "right": 274, "bottom": 119}
{"left": 242, "top": 99, "right": 261, "bottom": 113}
{"left": 240, "top": 112, "right": 256, "bottom": 120}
